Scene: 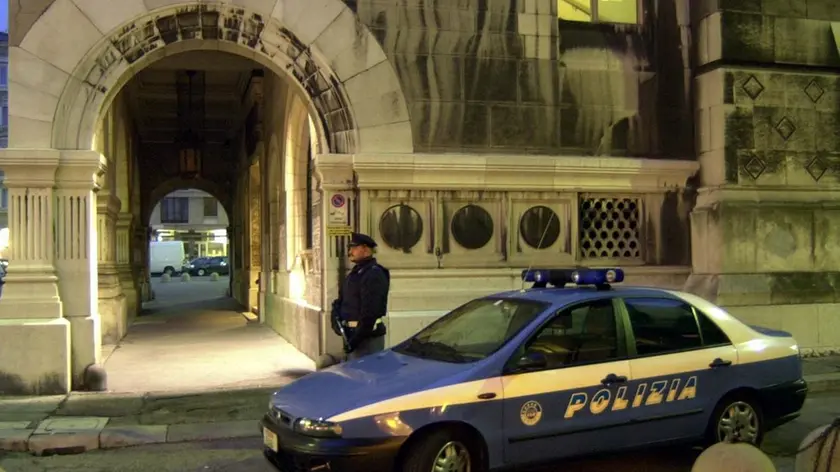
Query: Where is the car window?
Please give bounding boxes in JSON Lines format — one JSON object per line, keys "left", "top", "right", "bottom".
{"left": 696, "top": 309, "right": 731, "bottom": 346}
{"left": 624, "top": 298, "right": 709, "bottom": 356}
{"left": 393, "top": 298, "right": 549, "bottom": 363}
{"left": 523, "top": 299, "right": 620, "bottom": 369}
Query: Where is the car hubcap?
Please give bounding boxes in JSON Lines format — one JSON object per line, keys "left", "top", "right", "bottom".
{"left": 432, "top": 441, "right": 471, "bottom": 472}
{"left": 717, "top": 401, "right": 759, "bottom": 444}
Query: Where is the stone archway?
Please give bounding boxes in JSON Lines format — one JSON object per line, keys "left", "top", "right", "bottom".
{"left": 11, "top": 0, "right": 413, "bottom": 154}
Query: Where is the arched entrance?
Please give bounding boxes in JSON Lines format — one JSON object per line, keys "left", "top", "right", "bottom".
{"left": 0, "top": 0, "right": 411, "bottom": 394}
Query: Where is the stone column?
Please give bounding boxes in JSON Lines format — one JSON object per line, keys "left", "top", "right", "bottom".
{"left": 249, "top": 163, "right": 262, "bottom": 313}
{"left": 54, "top": 150, "right": 107, "bottom": 390}
{"left": 97, "top": 191, "right": 126, "bottom": 344}
{"left": 0, "top": 149, "right": 70, "bottom": 395}
{"left": 313, "top": 154, "right": 355, "bottom": 357}
{"left": 135, "top": 225, "right": 152, "bottom": 302}
{"left": 226, "top": 225, "right": 234, "bottom": 297}
{"left": 116, "top": 213, "right": 139, "bottom": 318}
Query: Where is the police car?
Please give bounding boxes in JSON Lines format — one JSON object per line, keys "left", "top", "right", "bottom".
{"left": 261, "top": 268, "right": 807, "bottom": 471}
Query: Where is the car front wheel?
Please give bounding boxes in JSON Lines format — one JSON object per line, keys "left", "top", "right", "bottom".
{"left": 197, "top": 268, "right": 206, "bottom": 276}
{"left": 708, "top": 394, "right": 764, "bottom": 446}
{"left": 400, "top": 429, "right": 481, "bottom": 472}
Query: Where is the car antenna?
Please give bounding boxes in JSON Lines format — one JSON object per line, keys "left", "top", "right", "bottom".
{"left": 521, "top": 210, "right": 558, "bottom": 291}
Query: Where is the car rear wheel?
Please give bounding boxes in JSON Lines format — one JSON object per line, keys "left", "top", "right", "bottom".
{"left": 707, "top": 394, "right": 764, "bottom": 446}
{"left": 400, "top": 429, "right": 479, "bottom": 472}
{"left": 197, "top": 268, "right": 206, "bottom": 276}
{"left": 163, "top": 266, "right": 175, "bottom": 276}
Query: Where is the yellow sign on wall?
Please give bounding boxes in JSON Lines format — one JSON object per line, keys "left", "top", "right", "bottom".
{"left": 327, "top": 225, "right": 352, "bottom": 237}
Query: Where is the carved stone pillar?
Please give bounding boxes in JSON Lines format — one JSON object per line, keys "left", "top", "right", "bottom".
{"left": 0, "top": 149, "right": 70, "bottom": 394}
{"left": 54, "top": 150, "right": 107, "bottom": 390}
{"left": 226, "top": 225, "right": 234, "bottom": 297}
{"left": 97, "top": 191, "right": 126, "bottom": 345}
{"left": 248, "top": 163, "right": 262, "bottom": 312}
{"left": 313, "top": 154, "right": 355, "bottom": 357}
{"left": 135, "top": 226, "right": 153, "bottom": 302}
{"left": 116, "top": 213, "right": 139, "bottom": 318}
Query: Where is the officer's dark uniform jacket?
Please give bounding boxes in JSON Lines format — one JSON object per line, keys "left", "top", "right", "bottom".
{"left": 337, "top": 257, "right": 390, "bottom": 350}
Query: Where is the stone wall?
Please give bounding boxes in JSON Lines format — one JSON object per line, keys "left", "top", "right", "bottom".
{"left": 689, "top": 0, "right": 840, "bottom": 354}
{"left": 346, "top": 0, "right": 693, "bottom": 157}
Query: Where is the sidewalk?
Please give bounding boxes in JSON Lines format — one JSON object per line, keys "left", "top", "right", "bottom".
{"left": 1, "top": 356, "right": 839, "bottom": 457}
{"left": 0, "top": 385, "right": 284, "bottom": 456}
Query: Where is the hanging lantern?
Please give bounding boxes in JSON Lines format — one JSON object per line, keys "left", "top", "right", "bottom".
{"left": 178, "top": 137, "right": 201, "bottom": 179}
{"left": 177, "top": 70, "right": 202, "bottom": 179}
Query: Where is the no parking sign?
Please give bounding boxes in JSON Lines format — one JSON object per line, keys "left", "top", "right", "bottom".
{"left": 328, "top": 192, "right": 348, "bottom": 226}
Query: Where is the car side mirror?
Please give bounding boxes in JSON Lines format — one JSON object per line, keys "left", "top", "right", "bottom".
{"left": 512, "top": 351, "right": 547, "bottom": 373}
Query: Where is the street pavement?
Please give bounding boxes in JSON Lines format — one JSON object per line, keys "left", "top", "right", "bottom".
{"left": 1, "top": 391, "right": 837, "bottom": 472}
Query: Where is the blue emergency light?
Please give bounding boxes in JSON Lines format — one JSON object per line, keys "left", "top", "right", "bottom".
{"left": 521, "top": 268, "right": 625, "bottom": 288}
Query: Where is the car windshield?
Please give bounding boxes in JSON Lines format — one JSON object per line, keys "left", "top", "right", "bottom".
{"left": 393, "top": 297, "right": 549, "bottom": 364}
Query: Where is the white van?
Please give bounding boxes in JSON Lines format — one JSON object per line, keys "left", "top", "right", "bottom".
{"left": 149, "top": 241, "right": 186, "bottom": 276}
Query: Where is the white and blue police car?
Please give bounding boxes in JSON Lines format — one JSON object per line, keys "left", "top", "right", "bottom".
{"left": 261, "top": 268, "right": 807, "bottom": 472}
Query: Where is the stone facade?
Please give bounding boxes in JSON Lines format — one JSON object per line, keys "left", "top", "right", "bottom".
{"left": 688, "top": 0, "right": 840, "bottom": 356}
{"left": 0, "top": 0, "right": 838, "bottom": 394}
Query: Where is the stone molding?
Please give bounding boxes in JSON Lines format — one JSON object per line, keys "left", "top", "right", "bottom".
{"left": 313, "top": 154, "right": 354, "bottom": 190}
{"left": 697, "top": 185, "right": 840, "bottom": 207}
{"left": 55, "top": 150, "right": 108, "bottom": 190}
{"left": 0, "top": 149, "right": 61, "bottom": 187}
{"left": 96, "top": 192, "right": 122, "bottom": 219}
{"left": 348, "top": 154, "right": 699, "bottom": 191}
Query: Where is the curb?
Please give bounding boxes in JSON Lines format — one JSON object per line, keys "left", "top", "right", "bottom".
{"left": 1, "top": 373, "right": 838, "bottom": 456}
{"left": 804, "top": 372, "right": 840, "bottom": 394}
{"left": 0, "top": 419, "right": 260, "bottom": 456}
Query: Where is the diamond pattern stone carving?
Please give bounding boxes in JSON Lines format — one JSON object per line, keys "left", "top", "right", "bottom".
{"left": 743, "top": 155, "right": 767, "bottom": 180}
{"left": 806, "top": 156, "right": 828, "bottom": 182}
{"left": 804, "top": 79, "right": 825, "bottom": 104}
{"left": 741, "top": 75, "right": 765, "bottom": 100}
{"left": 775, "top": 117, "right": 796, "bottom": 141}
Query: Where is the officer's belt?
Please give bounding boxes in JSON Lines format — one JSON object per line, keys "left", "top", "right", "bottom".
{"left": 343, "top": 318, "right": 385, "bottom": 329}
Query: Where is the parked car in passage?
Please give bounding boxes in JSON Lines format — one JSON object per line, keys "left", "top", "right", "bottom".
{"left": 183, "top": 256, "right": 229, "bottom": 276}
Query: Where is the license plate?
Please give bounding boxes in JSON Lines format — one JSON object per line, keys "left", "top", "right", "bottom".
{"left": 263, "top": 427, "right": 279, "bottom": 452}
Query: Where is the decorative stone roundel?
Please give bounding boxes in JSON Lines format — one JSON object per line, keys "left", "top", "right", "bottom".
{"left": 451, "top": 204, "right": 494, "bottom": 250}
{"left": 379, "top": 204, "right": 424, "bottom": 253}
{"left": 519, "top": 206, "right": 560, "bottom": 249}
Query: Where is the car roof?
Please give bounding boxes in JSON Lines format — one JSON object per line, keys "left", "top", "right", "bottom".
{"left": 489, "top": 286, "right": 680, "bottom": 306}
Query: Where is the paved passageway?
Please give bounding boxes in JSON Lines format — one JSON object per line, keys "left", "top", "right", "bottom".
{"left": 103, "top": 277, "right": 314, "bottom": 393}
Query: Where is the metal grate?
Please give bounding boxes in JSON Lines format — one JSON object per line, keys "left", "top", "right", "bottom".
{"left": 579, "top": 196, "right": 642, "bottom": 259}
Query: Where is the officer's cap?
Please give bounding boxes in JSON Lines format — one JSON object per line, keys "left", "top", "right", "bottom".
{"left": 348, "top": 232, "right": 378, "bottom": 248}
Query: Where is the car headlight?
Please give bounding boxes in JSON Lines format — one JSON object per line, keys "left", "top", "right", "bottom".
{"left": 294, "top": 418, "right": 343, "bottom": 438}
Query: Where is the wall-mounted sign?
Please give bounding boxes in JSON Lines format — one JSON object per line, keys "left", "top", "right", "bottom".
{"left": 328, "top": 192, "right": 348, "bottom": 226}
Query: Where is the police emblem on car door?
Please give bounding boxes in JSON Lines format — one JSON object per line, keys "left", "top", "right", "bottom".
{"left": 501, "top": 298, "right": 635, "bottom": 464}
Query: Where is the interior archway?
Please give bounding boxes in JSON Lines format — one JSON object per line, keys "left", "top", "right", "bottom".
{"left": 80, "top": 46, "right": 331, "bottom": 392}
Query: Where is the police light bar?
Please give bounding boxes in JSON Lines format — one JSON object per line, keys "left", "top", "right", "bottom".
{"left": 521, "top": 268, "right": 624, "bottom": 288}
{"left": 521, "top": 269, "right": 575, "bottom": 287}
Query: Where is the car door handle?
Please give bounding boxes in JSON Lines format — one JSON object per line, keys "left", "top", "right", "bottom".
{"left": 709, "top": 358, "right": 732, "bottom": 368}
{"left": 601, "top": 373, "right": 628, "bottom": 386}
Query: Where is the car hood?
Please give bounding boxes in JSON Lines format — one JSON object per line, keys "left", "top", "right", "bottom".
{"left": 269, "top": 350, "right": 476, "bottom": 421}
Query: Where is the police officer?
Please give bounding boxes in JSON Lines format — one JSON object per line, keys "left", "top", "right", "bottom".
{"left": 331, "top": 232, "right": 390, "bottom": 361}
